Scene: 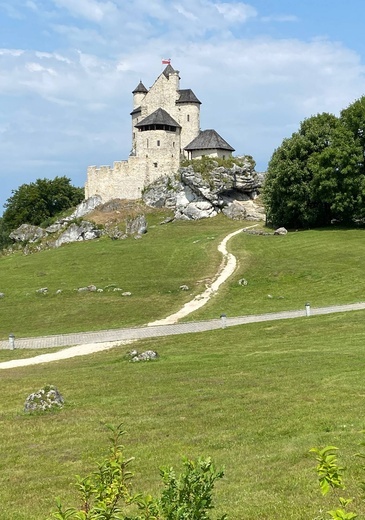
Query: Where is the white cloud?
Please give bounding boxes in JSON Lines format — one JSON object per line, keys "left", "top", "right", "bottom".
{"left": 215, "top": 2, "right": 257, "bottom": 23}
{"left": 52, "top": 0, "right": 118, "bottom": 22}
{"left": 26, "top": 62, "right": 57, "bottom": 75}
{"left": 0, "top": 48, "right": 24, "bottom": 56}
{"left": 173, "top": 3, "right": 198, "bottom": 21}
{"left": 0, "top": 0, "right": 364, "bottom": 209}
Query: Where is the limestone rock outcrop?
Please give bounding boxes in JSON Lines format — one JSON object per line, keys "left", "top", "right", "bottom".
{"left": 126, "top": 215, "right": 147, "bottom": 236}
{"left": 69, "top": 194, "right": 103, "bottom": 219}
{"left": 55, "top": 221, "right": 103, "bottom": 247}
{"left": 9, "top": 224, "right": 48, "bottom": 243}
{"left": 142, "top": 158, "right": 265, "bottom": 221}
{"left": 24, "top": 385, "right": 64, "bottom": 413}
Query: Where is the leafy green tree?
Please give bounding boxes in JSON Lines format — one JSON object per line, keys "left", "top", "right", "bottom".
{"left": 263, "top": 100, "right": 365, "bottom": 228}
{"left": 341, "top": 95, "right": 365, "bottom": 166}
{"left": 0, "top": 217, "right": 12, "bottom": 250}
{"left": 263, "top": 113, "right": 342, "bottom": 227}
{"left": 2, "top": 176, "right": 84, "bottom": 231}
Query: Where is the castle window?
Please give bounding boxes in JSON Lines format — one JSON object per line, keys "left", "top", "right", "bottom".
{"left": 154, "top": 162, "right": 158, "bottom": 168}
{"left": 157, "top": 140, "right": 160, "bottom": 146}
{"left": 146, "top": 138, "right": 149, "bottom": 148}
{"left": 173, "top": 142, "right": 175, "bottom": 147}
{"left": 223, "top": 155, "right": 226, "bottom": 160}
{"left": 187, "top": 114, "right": 190, "bottom": 122}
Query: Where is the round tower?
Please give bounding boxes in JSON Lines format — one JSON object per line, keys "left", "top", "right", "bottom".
{"left": 132, "top": 80, "right": 148, "bottom": 109}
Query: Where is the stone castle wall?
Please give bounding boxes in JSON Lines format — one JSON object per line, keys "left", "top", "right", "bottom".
{"left": 85, "top": 150, "right": 180, "bottom": 203}
{"left": 190, "top": 148, "right": 230, "bottom": 160}
{"left": 86, "top": 67, "right": 201, "bottom": 202}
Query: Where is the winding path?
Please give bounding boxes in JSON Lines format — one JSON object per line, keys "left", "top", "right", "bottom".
{"left": 1, "top": 226, "right": 365, "bottom": 369}
{"left": 147, "top": 227, "right": 244, "bottom": 326}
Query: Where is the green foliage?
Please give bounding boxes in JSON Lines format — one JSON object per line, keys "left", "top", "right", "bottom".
{"left": 155, "top": 458, "right": 226, "bottom": 520}
{"left": 50, "top": 424, "right": 226, "bottom": 520}
{"left": 0, "top": 217, "right": 12, "bottom": 249}
{"left": 311, "top": 446, "right": 357, "bottom": 519}
{"left": 310, "top": 446, "right": 345, "bottom": 496}
{"left": 51, "top": 423, "right": 139, "bottom": 519}
{"left": 3, "top": 176, "right": 84, "bottom": 231}
{"left": 181, "top": 155, "right": 255, "bottom": 174}
{"left": 263, "top": 96, "right": 365, "bottom": 228}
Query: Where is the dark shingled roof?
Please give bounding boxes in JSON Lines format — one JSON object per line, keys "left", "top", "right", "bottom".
{"left": 176, "top": 89, "right": 201, "bottom": 105}
{"left": 132, "top": 81, "right": 148, "bottom": 94}
{"left": 185, "top": 129, "right": 235, "bottom": 151}
{"left": 163, "top": 64, "right": 176, "bottom": 78}
{"left": 130, "top": 106, "right": 142, "bottom": 115}
{"left": 135, "top": 108, "right": 181, "bottom": 128}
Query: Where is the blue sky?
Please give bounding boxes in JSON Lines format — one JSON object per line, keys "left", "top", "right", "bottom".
{"left": 1, "top": 0, "right": 365, "bottom": 213}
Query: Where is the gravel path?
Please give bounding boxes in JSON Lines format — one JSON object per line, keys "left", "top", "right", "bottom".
{"left": 1, "top": 225, "right": 365, "bottom": 369}
{"left": 1, "top": 302, "right": 365, "bottom": 369}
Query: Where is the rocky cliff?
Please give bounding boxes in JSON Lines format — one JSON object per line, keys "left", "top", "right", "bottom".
{"left": 143, "top": 156, "right": 265, "bottom": 221}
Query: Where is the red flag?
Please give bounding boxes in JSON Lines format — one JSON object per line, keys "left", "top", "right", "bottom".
{"left": 162, "top": 58, "right": 171, "bottom": 64}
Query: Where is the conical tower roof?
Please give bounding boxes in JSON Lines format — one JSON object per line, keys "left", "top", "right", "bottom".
{"left": 132, "top": 80, "right": 148, "bottom": 94}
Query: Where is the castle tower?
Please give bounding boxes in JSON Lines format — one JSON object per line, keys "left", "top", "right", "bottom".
{"left": 132, "top": 80, "right": 148, "bottom": 108}
{"left": 175, "top": 89, "right": 201, "bottom": 154}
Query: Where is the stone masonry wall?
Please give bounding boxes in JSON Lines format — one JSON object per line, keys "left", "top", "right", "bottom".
{"left": 86, "top": 67, "right": 201, "bottom": 202}
{"left": 190, "top": 148, "right": 232, "bottom": 160}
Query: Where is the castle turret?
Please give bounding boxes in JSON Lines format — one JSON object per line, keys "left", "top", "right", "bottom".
{"left": 132, "top": 80, "right": 148, "bottom": 109}
{"left": 176, "top": 89, "right": 201, "bottom": 152}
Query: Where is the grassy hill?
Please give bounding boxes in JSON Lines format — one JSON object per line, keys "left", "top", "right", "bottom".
{"left": 1, "top": 213, "right": 365, "bottom": 519}
{"left": 1, "top": 211, "right": 365, "bottom": 338}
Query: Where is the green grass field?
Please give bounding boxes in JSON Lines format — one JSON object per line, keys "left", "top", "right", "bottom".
{"left": 0, "top": 214, "right": 242, "bottom": 339}
{"left": 1, "top": 216, "right": 365, "bottom": 339}
{"left": 1, "top": 216, "right": 365, "bottom": 519}
{"left": 1, "top": 313, "right": 365, "bottom": 519}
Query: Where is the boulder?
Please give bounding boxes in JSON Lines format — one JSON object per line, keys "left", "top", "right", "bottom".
{"left": 9, "top": 224, "right": 48, "bottom": 243}
{"left": 55, "top": 221, "right": 103, "bottom": 247}
{"left": 131, "top": 350, "right": 159, "bottom": 362}
{"left": 24, "top": 385, "right": 64, "bottom": 413}
{"left": 45, "top": 222, "right": 65, "bottom": 233}
{"left": 274, "top": 227, "right": 288, "bottom": 235}
{"left": 69, "top": 195, "right": 102, "bottom": 219}
{"left": 78, "top": 285, "right": 97, "bottom": 292}
{"left": 126, "top": 215, "right": 147, "bottom": 236}
{"left": 175, "top": 201, "right": 217, "bottom": 220}
{"left": 0, "top": 292, "right": 4, "bottom": 298}
{"left": 222, "top": 201, "right": 248, "bottom": 220}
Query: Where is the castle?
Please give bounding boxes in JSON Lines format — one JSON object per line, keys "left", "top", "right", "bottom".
{"left": 85, "top": 63, "right": 235, "bottom": 202}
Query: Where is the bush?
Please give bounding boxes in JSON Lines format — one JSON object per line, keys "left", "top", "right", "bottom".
{"left": 50, "top": 423, "right": 226, "bottom": 520}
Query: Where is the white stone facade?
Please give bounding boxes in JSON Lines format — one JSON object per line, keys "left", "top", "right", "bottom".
{"left": 85, "top": 64, "right": 233, "bottom": 202}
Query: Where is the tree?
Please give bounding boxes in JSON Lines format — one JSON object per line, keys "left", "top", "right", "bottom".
{"left": 263, "top": 100, "right": 365, "bottom": 228}
{"left": 2, "top": 176, "right": 84, "bottom": 231}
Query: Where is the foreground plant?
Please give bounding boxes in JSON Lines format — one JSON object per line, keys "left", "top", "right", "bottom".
{"left": 310, "top": 446, "right": 357, "bottom": 520}
{"left": 50, "top": 423, "right": 226, "bottom": 520}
